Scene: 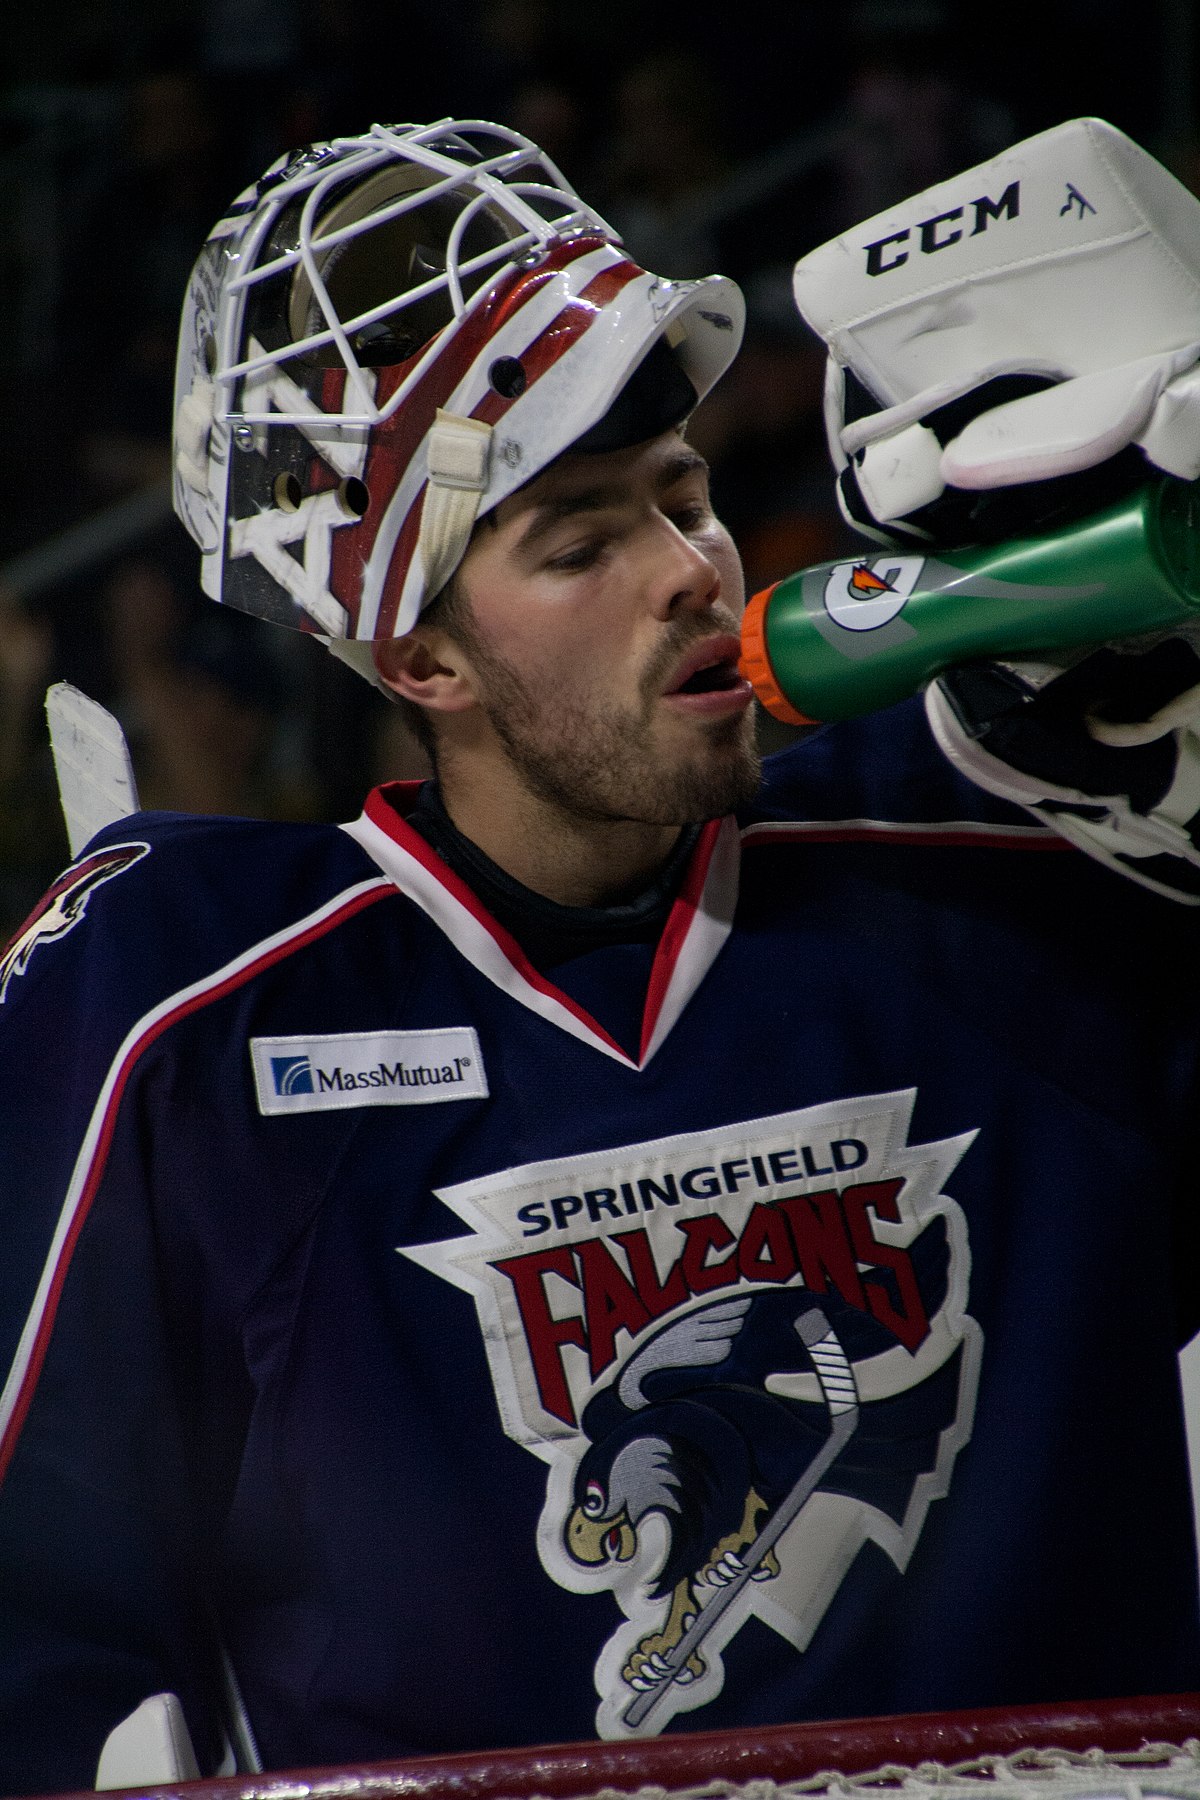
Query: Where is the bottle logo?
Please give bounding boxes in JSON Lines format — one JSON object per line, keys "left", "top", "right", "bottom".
{"left": 824, "top": 556, "right": 926, "bottom": 632}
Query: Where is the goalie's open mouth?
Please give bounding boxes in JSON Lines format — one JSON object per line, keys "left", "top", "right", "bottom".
{"left": 663, "top": 635, "right": 753, "bottom": 714}
{"left": 677, "top": 661, "right": 742, "bottom": 694}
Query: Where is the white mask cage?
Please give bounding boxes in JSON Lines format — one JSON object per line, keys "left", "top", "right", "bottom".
{"left": 173, "top": 119, "right": 744, "bottom": 660}
{"left": 213, "top": 121, "right": 617, "bottom": 430}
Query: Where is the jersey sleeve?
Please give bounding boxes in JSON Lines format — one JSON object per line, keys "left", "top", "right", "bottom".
{"left": 756, "top": 695, "right": 1048, "bottom": 828}
{"left": 0, "top": 828, "right": 236, "bottom": 1790}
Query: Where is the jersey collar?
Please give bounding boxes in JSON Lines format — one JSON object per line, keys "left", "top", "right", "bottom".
{"left": 342, "top": 784, "right": 740, "bottom": 1070}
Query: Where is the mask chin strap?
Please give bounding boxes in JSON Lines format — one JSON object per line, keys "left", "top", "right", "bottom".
{"left": 325, "top": 410, "right": 493, "bottom": 694}
{"left": 418, "top": 409, "right": 493, "bottom": 601}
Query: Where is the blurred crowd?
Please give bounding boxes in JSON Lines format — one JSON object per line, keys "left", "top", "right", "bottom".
{"left": 0, "top": 0, "right": 1193, "bottom": 935}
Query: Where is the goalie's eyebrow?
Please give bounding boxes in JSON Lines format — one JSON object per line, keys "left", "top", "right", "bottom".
{"left": 514, "top": 448, "right": 711, "bottom": 552}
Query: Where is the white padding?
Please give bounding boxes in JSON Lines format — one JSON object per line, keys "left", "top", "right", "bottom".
{"left": 822, "top": 357, "right": 849, "bottom": 472}
{"left": 174, "top": 381, "right": 214, "bottom": 494}
{"left": 925, "top": 676, "right": 1200, "bottom": 903}
{"left": 1137, "top": 363, "right": 1200, "bottom": 478}
{"left": 95, "top": 1693, "right": 201, "bottom": 1788}
{"left": 45, "top": 683, "right": 140, "bottom": 858}
{"left": 940, "top": 345, "right": 1200, "bottom": 487}
{"left": 856, "top": 421, "right": 946, "bottom": 521}
{"left": 426, "top": 409, "right": 492, "bottom": 489}
{"left": 418, "top": 410, "right": 493, "bottom": 602}
{"left": 795, "top": 117, "right": 1200, "bottom": 442}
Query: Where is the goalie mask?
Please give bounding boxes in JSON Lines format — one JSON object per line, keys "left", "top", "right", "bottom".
{"left": 172, "top": 120, "right": 744, "bottom": 680}
{"left": 791, "top": 117, "right": 1200, "bottom": 549}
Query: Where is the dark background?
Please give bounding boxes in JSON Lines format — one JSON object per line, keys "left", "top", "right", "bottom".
{"left": 0, "top": 0, "right": 1196, "bottom": 932}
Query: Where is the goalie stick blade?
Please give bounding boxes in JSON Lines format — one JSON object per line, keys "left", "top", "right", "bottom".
{"left": 45, "top": 682, "right": 140, "bottom": 858}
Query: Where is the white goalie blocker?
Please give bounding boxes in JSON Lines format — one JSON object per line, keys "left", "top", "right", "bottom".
{"left": 791, "top": 118, "right": 1200, "bottom": 906}
{"left": 792, "top": 116, "right": 1200, "bottom": 538}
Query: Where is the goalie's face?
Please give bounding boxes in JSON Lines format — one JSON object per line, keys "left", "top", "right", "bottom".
{"left": 385, "top": 430, "right": 757, "bottom": 833}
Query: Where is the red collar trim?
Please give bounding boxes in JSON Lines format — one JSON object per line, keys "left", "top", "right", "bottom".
{"left": 358, "top": 787, "right": 735, "bottom": 1068}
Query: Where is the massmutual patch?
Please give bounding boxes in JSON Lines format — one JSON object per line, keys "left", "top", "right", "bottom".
{"left": 251, "top": 1027, "right": 487, "bottom": 1114}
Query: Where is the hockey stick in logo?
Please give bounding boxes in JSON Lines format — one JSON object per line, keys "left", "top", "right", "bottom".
{"left": 623, "top": 1307, "right": 860, "bottom": 1730}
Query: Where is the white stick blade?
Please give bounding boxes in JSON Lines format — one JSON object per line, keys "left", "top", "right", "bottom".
{"left": 45, "top": 682, "right": 140, "bottom": 858}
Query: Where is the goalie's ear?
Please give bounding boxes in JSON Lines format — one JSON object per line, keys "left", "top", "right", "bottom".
{"left": 793, "top": 117, "right": 1200, "bottom": 548}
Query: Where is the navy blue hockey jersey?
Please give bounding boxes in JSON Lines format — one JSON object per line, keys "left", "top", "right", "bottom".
{"left": 1, "top": 698, "right": 1199, "bottom": 1791}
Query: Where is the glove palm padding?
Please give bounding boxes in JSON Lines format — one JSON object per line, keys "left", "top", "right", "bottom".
{"left": 928, "top": 638, "right": 1200, "bottom": 902}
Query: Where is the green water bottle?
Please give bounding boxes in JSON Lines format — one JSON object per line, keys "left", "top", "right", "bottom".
{"left": 739, "top": 476, "right": 1200, "bottom": 724}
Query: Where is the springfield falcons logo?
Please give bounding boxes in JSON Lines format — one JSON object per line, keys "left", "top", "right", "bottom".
{"left": 402, "top": 1091, "right": 982, "bottom": 1738}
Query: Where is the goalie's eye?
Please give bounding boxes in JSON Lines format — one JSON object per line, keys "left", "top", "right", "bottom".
{"left": 583, "top": 1481, "right": 606, "bottom": 1518}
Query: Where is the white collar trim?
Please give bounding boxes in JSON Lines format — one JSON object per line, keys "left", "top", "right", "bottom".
{"left": 342, "top": 796, "right": 740, "bottom": 1070}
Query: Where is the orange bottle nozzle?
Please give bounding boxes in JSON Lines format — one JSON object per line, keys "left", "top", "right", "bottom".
{"left": 739, "top": 584, "right": 821, "bottom": 727}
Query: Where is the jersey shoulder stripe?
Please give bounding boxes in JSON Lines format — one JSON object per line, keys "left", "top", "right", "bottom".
{"left": 0, "top": 875, "right": 394, "bottom": 1486}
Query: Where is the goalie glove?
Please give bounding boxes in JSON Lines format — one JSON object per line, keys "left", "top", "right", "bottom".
{"left": 791, "top": 117, "right": 1200, "bottom": 549}
{"left": 926, "top": 635, "right": 1200, "bottom": 903}
{"left": 792, "top": 115, "right": 1200, "bottom": 900}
